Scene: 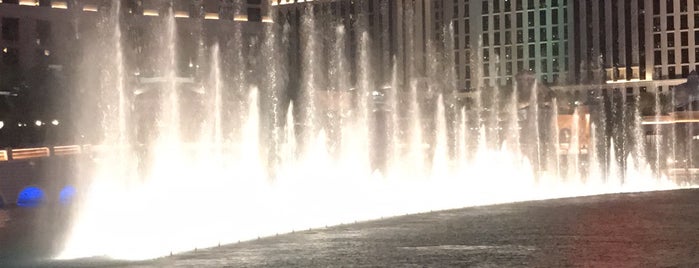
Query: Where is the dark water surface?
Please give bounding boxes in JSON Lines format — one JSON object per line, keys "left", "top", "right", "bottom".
{"left": 4, "top": 189, "right": 699, "bottom": 267}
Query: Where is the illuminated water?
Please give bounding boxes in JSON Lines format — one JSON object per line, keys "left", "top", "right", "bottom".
{"left": 59, "top": 4, "right": 688, "bottom": 260}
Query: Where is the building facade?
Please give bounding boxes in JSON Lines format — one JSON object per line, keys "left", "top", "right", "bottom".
{"left": 272, "top": 0, "right": 437, "bottom": 89}
{"left": 569, "top": 0, "right": 699, "bottom": 94}
{"left": 441, "top": 0, "right": 571, "bottom": 91}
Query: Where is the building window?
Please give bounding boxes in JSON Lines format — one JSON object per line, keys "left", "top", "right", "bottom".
{"left": 517, "top": 46, "right": 524, "bottom": 59}
{"left": 668, "top": 50, "right": 675, "bottom": 64}
{"left": 668, "top": 33, "right": 675, "bottom": 47}
{"left": 540, "top": 43, "right": 548, "bottom": 56}
{"left": 482, "top": 16, "right": 489, "bottom": 31}
{"left": 669, "top": 66, "right": 676, "bottom": 78}
{"left": 681, "top": 32, "right": 688, "bottom": 46}
{"left": 653, "top": 17, "right": 661, "bottom": 32}
{"left": 517, "top": 13, "right": 523, "bottom": 28}
{"left": 539, "top": 10, "right": 547, "bottom": 25}
{"left": 681, "top": 49, "right": 689, "bottom": 63}
{"left": 528, "top": 29, "right": 535, "bottom": 42}
{"left": 482, "top": 1, "right": 488, "bottom": 13}
{"left": 680, "top": 15, "right": 688, "bottom": 29}
{"left": 517, "top": 30, "right": 523, "bottom": 42}
{"left": 540, "top": 28, "right": 547, "bottom": 41}
{"left": 37, "top": 20, "right": 51, "bottom": 46}
{"left": 2, "top": 18, "right": 19, "bottom": 42}
{"left": 528, "top": 11, "right": 535, "bottom": 26}
{"left": 667, "top": 16, "right": 674, "bottom": 30}
{"left": 248, "top": 8, "right": 261, "bottom": 22}
{"left": 3, "top": 0, "right": 18, "bottom": 4}
{"left": 666, "top": 0, "right": 674, "bottom": 13}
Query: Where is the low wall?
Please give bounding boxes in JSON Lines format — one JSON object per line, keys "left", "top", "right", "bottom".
{"left": 0, "top": 156, "right": 79, "bottom": 207}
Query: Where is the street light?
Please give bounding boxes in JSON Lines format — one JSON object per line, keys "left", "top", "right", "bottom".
{"left": 51, "top": 119, "right": 59, "bottom": 126}
{"left": 35, "top": 120, "right": 42, "bottom": 126}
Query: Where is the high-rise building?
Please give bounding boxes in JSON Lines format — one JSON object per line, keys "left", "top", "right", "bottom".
{"left": 442, "top": 0, "right": 571, "bottom": 91}
{"left": 272, "top": 0, "right": 437, "bottom": 88}
{"left": 570, "top": 0, "right": 698, "bottom": 94}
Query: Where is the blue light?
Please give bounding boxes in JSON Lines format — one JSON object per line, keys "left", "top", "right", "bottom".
{"left": 17, "top": 186, "right": 45, "bottom": 207}
{"left": 59, "top": 185, "right": 76, "bottom": 204}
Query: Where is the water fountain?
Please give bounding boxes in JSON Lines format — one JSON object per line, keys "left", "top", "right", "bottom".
{"left": 59, "top": 3, "right": 687, "bottom": 260}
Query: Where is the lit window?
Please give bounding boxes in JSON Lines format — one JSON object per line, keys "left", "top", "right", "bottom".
{"left": 2, "top": 18, "right": 19, "bottom": 41}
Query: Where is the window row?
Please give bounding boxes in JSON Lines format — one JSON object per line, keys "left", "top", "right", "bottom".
{"left": 653, "top": 48, "right": 699, "bottom": 65}
{"left": 652, "top": 14, "right": 699, "bottom": 32}
{"left": 653, "top": 31, "right": 698, "bottom": 48}
{"left": 480, "top": 0, "right": 567, "bottom": 14}
{"left": 480, "top": 28, "right": 566, "bottom": 45}
{"left": 653, "top": 65, "right": 698, "bottom": 80}
{"left": 476, "top": 58, "right": 568, "bottom": 75}
{"left": 481, "top": 9, "right": 566, "bottom": 31}
{"left": 480, "top": 43, "right": 568, "bottom": 61}
{"left": 653, "top": 0, "right": 699, "bottom": 14}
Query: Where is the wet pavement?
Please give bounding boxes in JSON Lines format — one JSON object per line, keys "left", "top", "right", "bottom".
{"left": 6, "top": 188, "right": 699, "bottom": 267}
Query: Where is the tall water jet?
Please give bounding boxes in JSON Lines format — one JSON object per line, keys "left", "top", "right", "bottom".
{"left": 328, "top": 24, "right": 350, "bottom": 160}
{"left": 208, "top": 44, "right": 224, "bottom": 161}
{"left": 355, "top": 30, "right": 373, "bottom": 172}
{"left": 653, "top": 87, "right": 664, "bottom": 178}
{"left": 505, "top": 81, "right": 520, "bottom": 156}
{"left": 261, "top": 16, "right": 288, "bottom": 176}
{"left": 473, "top": 35, "right": 487, "bottom": 153}
{"left": 298, "top": 6, "right": 321, "bottom": 157}
{"left": 549, "top": 98, "right": 561, "bottom": 178}
{"left": 566, "top": 106, "right": 581, "bottom": 181}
